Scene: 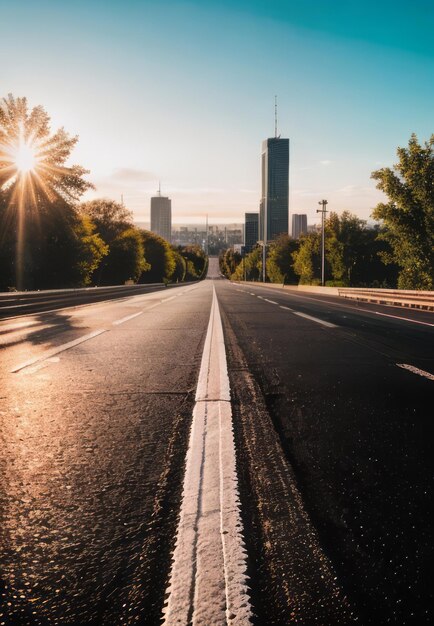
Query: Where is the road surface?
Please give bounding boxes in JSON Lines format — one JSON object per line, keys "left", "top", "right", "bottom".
{"left": 1, "top": 272, "right": 432, "bottom": 624}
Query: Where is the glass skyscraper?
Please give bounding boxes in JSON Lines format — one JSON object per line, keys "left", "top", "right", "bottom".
{"left": 150, "top": 194, "right": 172, "bottom": 243}
{"left": 259, "top": 137, "right": 289, "bottom": 242}
{"left": 244, "top": 212, "right": 259, "bottom": 252}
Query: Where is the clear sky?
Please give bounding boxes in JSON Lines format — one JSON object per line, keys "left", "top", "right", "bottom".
{"left": 1, "top": 0, "right": 433, "bottom": 224}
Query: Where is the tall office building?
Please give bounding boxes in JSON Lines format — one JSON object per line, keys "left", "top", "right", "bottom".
{"left": 244, "top": 212, "right": 259, "bottom": 252}
{"left": 150, "top": 188, "right": 172, "bottom": 243}
{"left": 259, "top": 136, "right": 289, "bottom": 242}
{"left": 291, "top": 214, "right": 308, "bottom": 239}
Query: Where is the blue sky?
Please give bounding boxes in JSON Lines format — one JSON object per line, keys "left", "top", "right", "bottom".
{"left": 1, "top": 0, "right": 433, "bottom": 223}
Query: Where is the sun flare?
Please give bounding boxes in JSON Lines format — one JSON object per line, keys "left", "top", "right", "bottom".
{"left": 13, "top": 137, "right": 38, "bottom": 174}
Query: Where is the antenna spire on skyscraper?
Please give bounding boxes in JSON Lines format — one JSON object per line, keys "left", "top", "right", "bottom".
{"left": 275, "top": 95, "right": 278, "bottom": 138}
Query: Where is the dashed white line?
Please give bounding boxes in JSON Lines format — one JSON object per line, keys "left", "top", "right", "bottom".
{"left": 264, "top": 298, "right": 278, "bottom": 305}
{"left": 396, "top": 363, "right": 434, "bottom": 381}
{"left": 375, "top": 311, "right": 434, "bottom": 327}
{"left": 280, "top": 305, "right": 294, "bottom": 311}
{"left": 11, "top": 329, "right": 107, "bottom": 373}
{"left": 293, "top": 311, "right": 337, "bottom": 328}
{"left": 112, "top": 311, "right": 143, "bottom": 326}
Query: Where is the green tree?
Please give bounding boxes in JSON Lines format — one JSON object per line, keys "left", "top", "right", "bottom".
{"left": 292, "top": 232, "right": 322, "bottom": 284}
{"left": 100, "top": 228, "right": 147, "bottom": 285}
{"left": 79, "top": 199, "right": 133, "bottom": 242}
{"left": 219, "top": 248, "right": 242, "bottom": 278}
{"left": 139, "top": 230, "right": 175, "bottom": 283}
{"left": 0, "top": 94, "right": 99, "bottom": 290}
{"left": 171, "top": 249, "right": 187, "bottom": 282}
{"left": 179, "top": 245, "right": 208, "bottom": 280}
{"left": 371, "top": 134, "right": 434, "bottom": 289}
{"left": 266, "top": 234, "right": 299, "bottom": 284}
{"left": 79, "top": 199, "right": 146, "bottom": 285}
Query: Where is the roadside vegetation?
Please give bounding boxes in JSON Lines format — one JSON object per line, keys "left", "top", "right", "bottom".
{"left": 221, "top": 134, "right": 433, "bottom": 290}
{"left": 0, "top": 94, "right": 207, "bottom": 291}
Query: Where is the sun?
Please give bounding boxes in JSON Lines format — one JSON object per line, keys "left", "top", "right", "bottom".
{"left": 13, "top": 137, "right": 38, "bottom": 174}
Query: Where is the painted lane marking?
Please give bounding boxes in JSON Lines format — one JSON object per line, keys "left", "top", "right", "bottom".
{"left": 11, "top": 329, "right": 107, "bottom": 373}
{"left": 112, "top": 311, "right": 143, "bottom": 326}
{"left": 249, "top": 292, "right": 255, "bottom": 295}
{"left": 162, "top": 285, "right": 252, "bottom": 625}
{"left": 257, "top": 295, "right": 264, "bottom": 299}
{"left": 293, "top": 311, "right": 337, "bottom": 328}
{"left": 280, "top": 305, "right": 294, "bottom": 311}
{"left": 264, "top": 298, "right": 278, "bottom": 305}
{"left": 256, "top": 286, "right": 434, "bottom": 325}
{"left": 375, "top": 311, "right": 434, "bottom": 327}
{"left": 396, "top": 363, "right": 434, "bottom": 381}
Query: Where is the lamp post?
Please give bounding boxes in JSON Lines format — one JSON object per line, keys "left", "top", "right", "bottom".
{"left": 316, "top": 199, "right": 328, "bottom": 286}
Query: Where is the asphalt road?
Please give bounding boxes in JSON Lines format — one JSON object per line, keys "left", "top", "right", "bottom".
{"left": 1, "top": 277, "right": 433, "bottom": 625}
{"left": 217, "top": 280, "right": 433, "bottom": 625}
{"left": 0, "top": 282, "right": 213, "bottom": 625}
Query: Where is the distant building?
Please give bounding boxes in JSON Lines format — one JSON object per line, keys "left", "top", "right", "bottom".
{"left": 259, "top": 137, "right": 289, "bottom": 242}
{"left": 244, "top": 212, "right": 259, "bottom": 252}
{"left": 150, "top": 190, "right": 172, "bottom": 243}
{"left": 291, "top": 214, "right": 308, "bottom": 239}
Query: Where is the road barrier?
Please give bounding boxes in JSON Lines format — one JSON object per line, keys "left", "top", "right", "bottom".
{"left": 337, "top": 288, "right": 434, "bottom": 311}
{"left": 237, "top": 281, "right": 434, "bottom": 311}
{"left": 0, "top": 284, "right": 167, "bottom": 318}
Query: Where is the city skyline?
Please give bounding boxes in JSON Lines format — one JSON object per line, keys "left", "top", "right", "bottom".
{"left": 2, "top": 0, "right": 433, "bottom": 225}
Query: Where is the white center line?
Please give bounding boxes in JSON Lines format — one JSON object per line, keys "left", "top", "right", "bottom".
{"left": 162, "top": 286, "right": 252, "bottom": 625}
{"left": 264, "top": 298, "right": 278, "bottom": 305}
{"left": 11, "top": 329, "right": 107, "bottom": 373}
{"left": 396, "top": 363, "right": 434, "bottom": 381}
{"left": 280, "top": 305, "right": 294, "bottom": 311}
{"left": 112, "top": 311, "right": 143, "bottom": 326}
{"left": 293, "top": 311, "right": 337, "bottom": 328}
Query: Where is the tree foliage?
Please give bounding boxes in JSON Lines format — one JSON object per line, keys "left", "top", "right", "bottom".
{"left": 219, "top": 248, "right": 242, "bottom": 278}
{"left": 371, "top": 134, "right": 434, "bottom": 289}
{"left": 292, "top": 232, "right": 322, "bottom": 284}
{"left": 79, "top": 199, "right": 133, "bottom": 243}
{"left": 79, "top": 199, "right": 147, "bottom": 285}
{"left": 139, "top": 230, "right": 176, "bottom": 283}
{"left": 0, "top": 94, "right": 102, "bottom": 290}
{"left": 266, "top": 234, "right": 299, "bottom": 284}
{"left": 179, "top": 245, "right": 208, "bottom": 280}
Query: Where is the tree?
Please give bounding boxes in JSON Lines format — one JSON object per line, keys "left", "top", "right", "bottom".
{"left": 139, "top": 230, "right": 176, "bottom": 283}
{"left": 79, "top": 199, "right": 146, "bottom": 285}
{"left": 99, "top": 228, "right": 147, "bottom": 285}
{"left": 371, "top": 134, "right": 434, "bottom": 289}
{"left": 266, "top": 234, "right": 299, "bottom": 284}
{"left": 79, "top": 199, "right": 133, "bottom": 243}
{"left": 292, "top": 232, "right": 322, "bottom": 284}
{"left": 171, "top": 249, "right": 187, "bottom": 282}
{"left": 0, "top": 94, "right": 99, "bottom": 290}
{"left": 219, "top": 248, "right": 242, "bottom": 279}
{"left": 179, "top": 245, "right": 208, "bottom": 280}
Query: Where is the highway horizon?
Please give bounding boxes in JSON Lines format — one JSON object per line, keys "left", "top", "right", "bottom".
{"left": 1, "top": 260, "right": 432, "bottom": 625}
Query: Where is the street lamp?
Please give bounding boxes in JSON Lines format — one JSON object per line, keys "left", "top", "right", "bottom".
{"left": 316, "top": 199, "right": 328, "bottom": 286}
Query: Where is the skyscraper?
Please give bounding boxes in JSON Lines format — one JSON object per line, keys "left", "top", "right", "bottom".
{"left": 150, "top": 187, "right": 172, "bottom": 243}
{"left": 244, "top": 212, "right": 259, "bottom": 252}
{"left": 291, "top": 214, "right": 308, "bottom": 239}
{"left": 259, "top": 136, "right": 289, "bottom": 242}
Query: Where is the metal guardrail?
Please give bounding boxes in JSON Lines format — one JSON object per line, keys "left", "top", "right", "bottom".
{"left": 337, "top": 288, "right": 434, "bottom": 311}
{"left": 0, "top": 284, "right": 167, "bottom": 318}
